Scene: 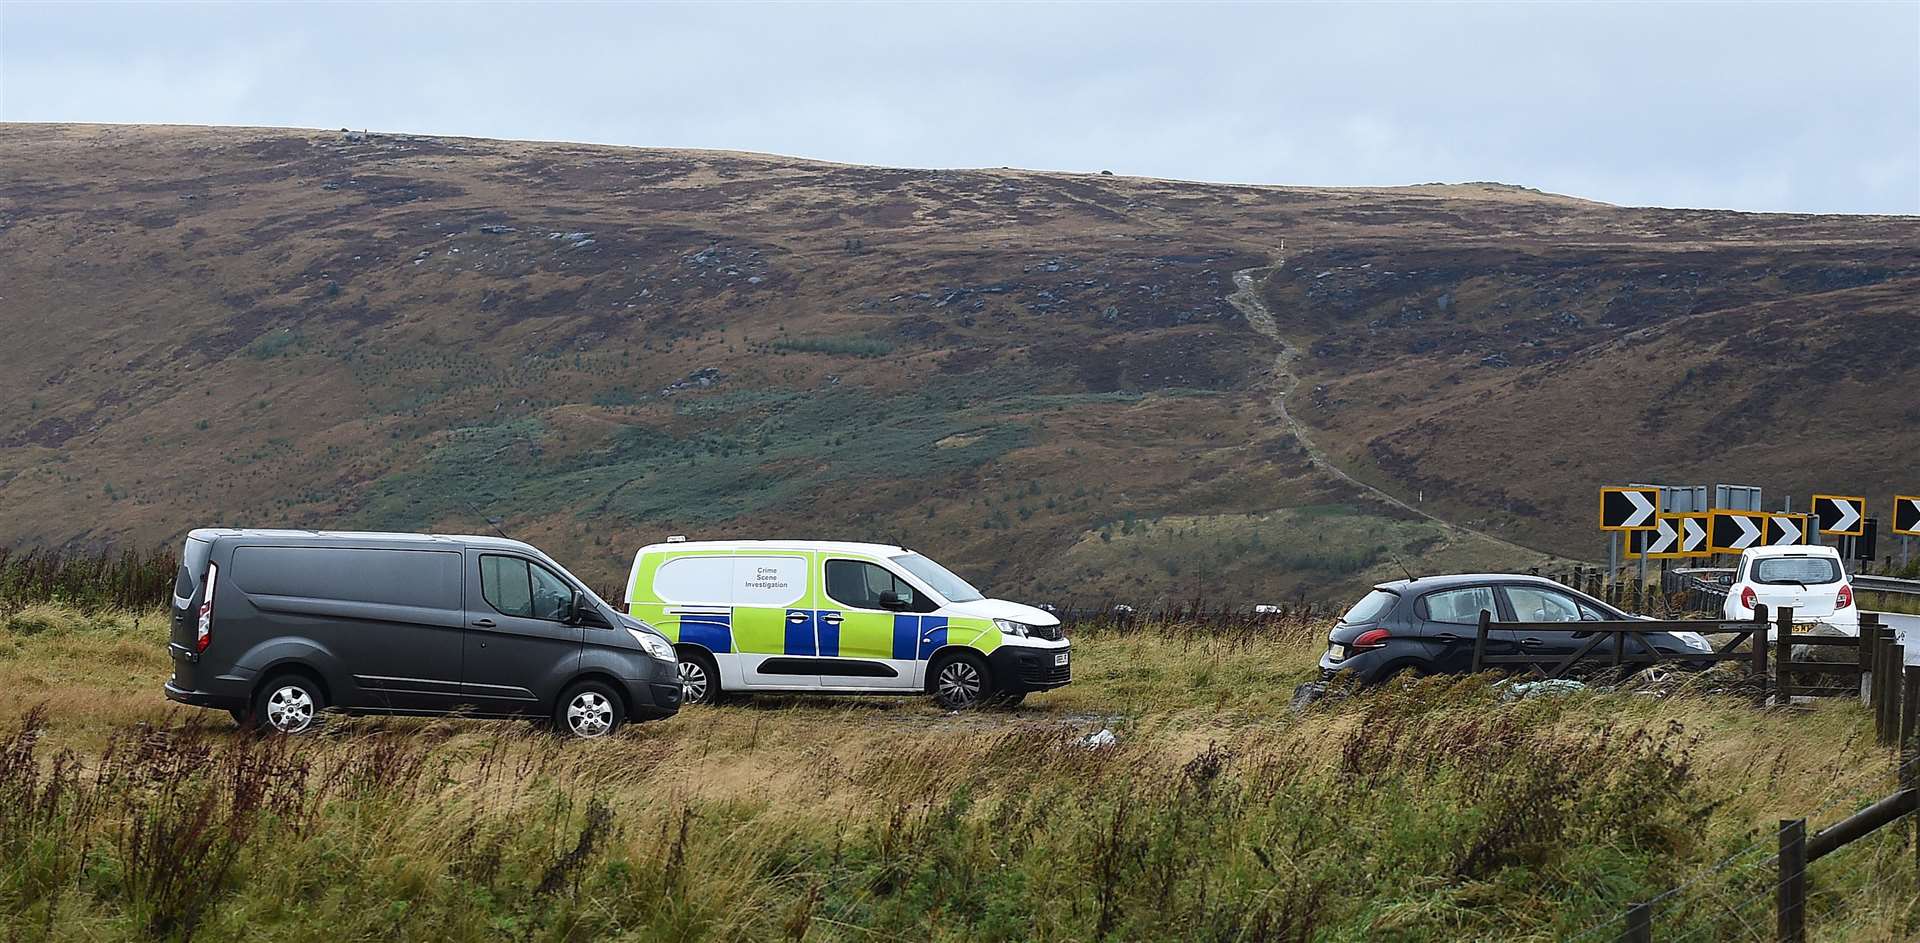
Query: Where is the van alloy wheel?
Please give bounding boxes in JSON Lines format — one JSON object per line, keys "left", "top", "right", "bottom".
{"left": 566, "top": 691, "right": 614, "bottom": 738}
{"left": 679, "top": 660, "right": 709, "bottom": 704}
{"left": 265, "top": 685, "right": 315, "bottom": 733}
{"left": 936, "top": 660, "right": 984, "bottom": 709}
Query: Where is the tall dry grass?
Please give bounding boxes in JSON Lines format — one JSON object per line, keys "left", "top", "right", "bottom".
{"left": 0, "top": 605, "right": 1914, "bottom": 941}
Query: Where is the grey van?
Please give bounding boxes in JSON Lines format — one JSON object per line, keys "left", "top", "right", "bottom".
{"left": 164, "top": 529, "right": 681, "bottom": 737}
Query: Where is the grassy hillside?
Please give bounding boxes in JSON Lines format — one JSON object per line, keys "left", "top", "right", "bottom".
{"left": 1, "top": 605, "right": 1914, "bottom": 940}
{"left": 1, "top": 124, "right": 1914, "bottom": 598}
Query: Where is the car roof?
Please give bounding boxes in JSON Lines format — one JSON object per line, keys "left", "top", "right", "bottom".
{"left": 636, "top": 538, "right": 910, "bottom": 557}
{"left": 1741, "top": 545, "right": 1842, "bottom": 559}
{"left": 187, "top": 528, "right": 536, "bottom": 553}
{"left": 1370, "top": 573, "right": 1578, "bottom": 594}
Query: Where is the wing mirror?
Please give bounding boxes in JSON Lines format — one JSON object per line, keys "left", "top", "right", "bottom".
{"left": 878, "top": 591, "right": 910, "bottom": 611}
{"left": 569, "top": 591, "right": 612, "bottom": 628}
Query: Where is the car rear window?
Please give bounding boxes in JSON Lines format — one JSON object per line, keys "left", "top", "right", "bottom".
{"left": 1753, "top": 556, "right": 1842, "bottom": 585}
{"left": 1339, "top": 589, "right": 1398, "bottom": 624}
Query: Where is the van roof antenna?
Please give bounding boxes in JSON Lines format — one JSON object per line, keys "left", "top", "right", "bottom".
{"left": 464, "top": 501, "right": 512, "bottom": 540}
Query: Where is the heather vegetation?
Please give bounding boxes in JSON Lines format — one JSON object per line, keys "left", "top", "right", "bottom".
{"left": 1, "top": 604, "right": 1913, "bottom": 941}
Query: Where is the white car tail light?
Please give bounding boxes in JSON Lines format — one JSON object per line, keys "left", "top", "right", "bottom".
{"left": 1739, "top": 586, "right": 1757, "bottom": 611}
{"left": 1836, "top": 584, "right": 1854, "bottom": 610}
{"left": 196, "top": 563, "right": 218, "bottom": 652}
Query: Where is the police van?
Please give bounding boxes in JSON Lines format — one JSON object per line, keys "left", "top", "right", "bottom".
{"left": 625, "top": 538, "right": 1070, "bottom": 709}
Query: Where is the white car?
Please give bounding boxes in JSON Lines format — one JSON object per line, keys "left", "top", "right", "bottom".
{"left": 1722, "top": 545, "right": 1857, "bottom": 636}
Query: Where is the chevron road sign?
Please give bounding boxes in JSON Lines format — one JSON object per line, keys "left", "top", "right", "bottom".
{"left": 1599, "top": 486, "right": 1660, "bottom": 531}
{"left": 1709, "top": 509, "right": 1767, "bottom": 554}
{"left": 1892, "top": 496, "right": 1920, "bottom": 537}
{"left": 1812, "top": 494, "right": 1865, "bottom": 537}
{"left": 1676, "top": 513, "right": 1710, "bottom": 558}
{"left": 1624, "top": 514, "right": 1685, "bottom": 560}
{"left": 1765, "top": 512, "right": 1810, "bottom": 547}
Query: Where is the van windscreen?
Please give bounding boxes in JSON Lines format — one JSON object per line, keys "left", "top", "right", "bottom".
{"left": 892, "top": 553, "right": 984, "bottom": 603}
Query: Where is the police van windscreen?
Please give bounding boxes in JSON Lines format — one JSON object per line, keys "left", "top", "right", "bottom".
{"left": 1753, "top": 556, "right": 1842, "bottom": 585}
{"left": 892, "top": 553, "right": 985, "bottom": 603}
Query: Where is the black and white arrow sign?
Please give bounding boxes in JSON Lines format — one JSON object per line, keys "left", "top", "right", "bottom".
{"left": 1765, "top": 513, "right": 1807, "bottom": 547}
{"left": 1891, "top": 495, "right": 1920, "bottom": 537}
{"left": 1679, "top": 515, "right": 1709, "bottom": 556}
{"left": 1709, "top": 510, "right": 1765, "bottom": 554}
{"left": 1638, "top": 516, "right": 1681, "bottom": 556}
{"left": 1813, "top": 495, "right": 1865, "bottom": 537}
{"left": 1600, "top": 487, "right": 1660, "bottom": 531}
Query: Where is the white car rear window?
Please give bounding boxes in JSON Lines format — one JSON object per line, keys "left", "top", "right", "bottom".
{"left": 1753, "top": 557, "right": 1842, "bottom": 585}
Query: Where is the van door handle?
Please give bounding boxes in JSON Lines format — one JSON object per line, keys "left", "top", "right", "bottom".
{"left": 787, "top": 613, "right": 810, "bottom": 624}
{"left": 820, "top": 614, "right": 843, "bottom": 626}
{"left": 472, "top": 618, "right": 495, "bottom": 628}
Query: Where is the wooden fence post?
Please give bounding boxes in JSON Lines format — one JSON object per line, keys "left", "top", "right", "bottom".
{"left": 1778, "top": 818, "right": 1806, "bottom": 943}
{"left": 1775, "top": 606, "right": 1795, "bottom": 707}
{"left": 1753, "top": 604, "right": 1770, "bottom": 707}
{"left": 1881, "top": 629, "right": 1900, "bottom": 746}
{"left": 1471, "top": 609, "right": 1489, "bottom": 673}
{"left": 1859, "top": 613, "right": 1878, "bottom": 703}
{"left": 1904, "top": 665, "right": 1920, "bottom": 749}
{"left": 1624, "top": 901, "right": 1653, "bottom": 943}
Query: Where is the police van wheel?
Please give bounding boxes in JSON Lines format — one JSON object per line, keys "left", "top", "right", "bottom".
{"left": 678, "top": 649, "right": 721, "bottom": 706}
{"left": 931, "top": 652, "right": 992, "bottom": 711}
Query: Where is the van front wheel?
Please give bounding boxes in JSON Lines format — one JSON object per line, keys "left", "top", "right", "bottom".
{"left": 556, "top": 681, "right": 625, "bottom": 739}
{"left": 930, "top": 652, "right": 992, "bottom": 711}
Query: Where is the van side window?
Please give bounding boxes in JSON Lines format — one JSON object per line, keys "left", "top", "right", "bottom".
{"left": 825, "top": 559, "right": 930, "bottom": 612}
{"left": 481, "top": 555, "right": 575, "bottom": 621}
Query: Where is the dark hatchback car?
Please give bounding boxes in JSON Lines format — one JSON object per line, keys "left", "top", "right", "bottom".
{"left": 165, "top": 529, "right": 682, "bottom": 737}
{"left": 1319, "top": 573, "right": 1716, "bottom": 683}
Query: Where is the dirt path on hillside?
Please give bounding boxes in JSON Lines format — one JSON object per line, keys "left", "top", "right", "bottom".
{"left": 1226, "top": 260, "right": 1559, "bottom": 564}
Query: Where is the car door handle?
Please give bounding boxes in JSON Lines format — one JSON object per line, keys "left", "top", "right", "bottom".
{"left": 472, "top": 618, "right": 495, "bottom": 628}
{"left": 1434, "top": 633, "right": 1462, "bottom": 641}
{"left": 787, "top": 613, "right": 810, "bottom": 624}
{"left": 1521, "top": 637, "right": 1545, "bottom": 646}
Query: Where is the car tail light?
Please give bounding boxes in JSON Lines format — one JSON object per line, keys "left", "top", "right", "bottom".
{"left": 1352, "top": 628, "right": 1391, "bottom": 649}
{"left": 195, "top": 563, "right": 218, "bottom": 652}
{"left": 1836, "top": 584, "right": 1854, "bottom": 610}
{"left": 1739, "top": 586, "right": 1756, "bottom": 611}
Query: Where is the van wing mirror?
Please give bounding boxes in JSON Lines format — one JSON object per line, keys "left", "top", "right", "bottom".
{"left": 878, "top": 591, "right": 909, "bottom": 611}
{"left": 570, "top": 591, "right": 612, "bottom": 629}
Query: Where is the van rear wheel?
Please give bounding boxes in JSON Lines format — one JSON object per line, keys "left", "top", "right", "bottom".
{"left": 930, "top": 652, "right": 992, "bottom": 711}
{"left": 677, "top": 648, "right": 721, "bottom": 706}
{"left": 247, "top": 674, "right": 325, "bottom": 735}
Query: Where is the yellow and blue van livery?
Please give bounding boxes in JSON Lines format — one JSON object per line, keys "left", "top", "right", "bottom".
{"left": 626, "top": 539, "right": 1070, "bottom": 709}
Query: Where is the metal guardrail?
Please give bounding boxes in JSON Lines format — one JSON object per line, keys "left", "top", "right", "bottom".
{"left": 1851, "top": 573, "right": 1920, "bottom": 597}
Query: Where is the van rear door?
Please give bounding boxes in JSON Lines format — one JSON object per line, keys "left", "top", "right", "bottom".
{"left": 168, "top": 535, "right": 217, "bottom": 686}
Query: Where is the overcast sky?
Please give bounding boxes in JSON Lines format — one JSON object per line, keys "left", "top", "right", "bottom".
{"left": 2, "top": 1, "right": 1915, "bottom": 214}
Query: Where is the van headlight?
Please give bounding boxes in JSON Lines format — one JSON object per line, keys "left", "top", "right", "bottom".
{"left": 993, "top": 619, "right": 1031, "bottom": 638}
{"left": 627, "top": 629, "right": 677, "bottom": 662}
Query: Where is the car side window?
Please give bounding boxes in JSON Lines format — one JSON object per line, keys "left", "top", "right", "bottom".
{"left": 825, "top": 559, "right": 929, "bottom": 612}
{"left": 1504, "top": 587, "right": 1583, "bottom": 623}
{"left": 1419, "top": 587, "right": 1498, "bottom": 625}
{"left": 481, "top": 555, "right": 575, "bottom": 622}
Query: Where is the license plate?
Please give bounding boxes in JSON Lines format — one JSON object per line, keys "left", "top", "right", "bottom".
{"left": 1328, "top": 644, "right": 1347, "bottom": 661}
{"left": 1791, "top": 622, "right": 1811, "bottom": 634}
{"left": 1054, "top": 653, "right": 1069, "bottom": 667}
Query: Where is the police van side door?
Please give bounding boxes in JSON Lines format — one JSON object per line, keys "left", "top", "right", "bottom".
{"left": 729, "top": 553, "right": 820, "bottom": 690}
{"left": 817, "top": 556, "right": 933, "bottom": 691}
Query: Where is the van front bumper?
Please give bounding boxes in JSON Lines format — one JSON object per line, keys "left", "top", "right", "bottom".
{"left": 989, "top": 643, "right": 1072, "bottom": 693}
{"left": 620, "top": 674, "right": 683, "bottom": 721}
